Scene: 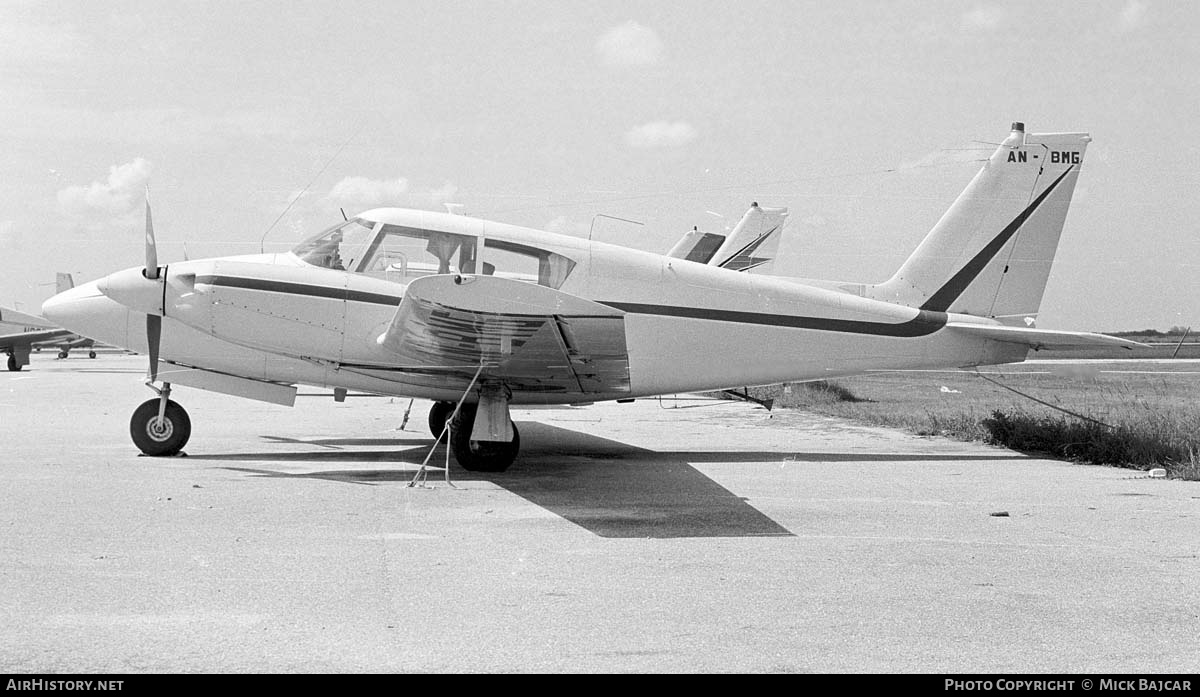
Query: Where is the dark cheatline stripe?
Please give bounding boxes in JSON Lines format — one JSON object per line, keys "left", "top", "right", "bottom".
{"left": 601, "top": 301, "right": 947, "bottom": 338}
{"left": 196, "top": 274, "right": 947, "bottom": 338}
{"left": 920, "top": 165, "right": 1076, "bottom": 313}
{"left": 195, "top": 275, "right": 401, "bottom": 306}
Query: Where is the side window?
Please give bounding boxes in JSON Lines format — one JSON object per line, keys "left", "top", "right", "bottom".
{"left": 482, "top": 239, "right": 576, "bottom": 289}
{"left": 356, "top": 226, "right": 477, "bottom": 283}
{"left": 349, "top": 224, "right": 577, "bottom": 289}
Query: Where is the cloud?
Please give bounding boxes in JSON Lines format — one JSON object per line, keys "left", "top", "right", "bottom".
{"left": 625, "top": 120, "right": 698, "bottom": 148}
{"left": 325, "top": 177, "right": 460, "bottom": 210}
{"left": 596, "top": 21, "right": 663, "bottom": 66}
{"left": 327, "top": 176, "right": 410, "bottom": 206}
{"left": 426, "top": 182, "right": 459, "bottom": 206}
{"left": 961, "top": 6, "right": 1006, "bottom": 32}
{"left": 544, "top": 216, "right": 591, "bottom": 238}
{"left": 57, "top": 158, "right": 152, "bottom": 217}
{"left": 1117, "top": 0, "right": 1149, "bottom": 32}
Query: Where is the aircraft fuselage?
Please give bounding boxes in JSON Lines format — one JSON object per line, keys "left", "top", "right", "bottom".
{"left": 46, "top": 208, "right": 1023, "bottom": 405}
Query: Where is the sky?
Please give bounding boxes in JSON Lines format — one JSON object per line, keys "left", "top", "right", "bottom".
{"left": 1, "top": 0, "right": 1197, "bottom": 332}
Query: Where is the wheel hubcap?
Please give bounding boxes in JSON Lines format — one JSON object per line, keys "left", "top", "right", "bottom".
{"left": 146, "top": 417, "right": 173, "bottom": 442}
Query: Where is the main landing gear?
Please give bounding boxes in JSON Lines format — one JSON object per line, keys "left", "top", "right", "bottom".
{"left": 428, "top": 400, "right": 454, "bottom": 438}
{"left": 426, "top": 398, "right": 520, "bottom": 473}
{"left": 130, "top": 382, "right": 191, "bottom": 456}
{"left": 6, "top": 354, "right": 20, "bottom": 372}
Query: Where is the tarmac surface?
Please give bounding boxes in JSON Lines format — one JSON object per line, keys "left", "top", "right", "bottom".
{"left": 2, "top": 353, "right": 1198, "bottom": 673}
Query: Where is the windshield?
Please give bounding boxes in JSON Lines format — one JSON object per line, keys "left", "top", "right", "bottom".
{"left": 291, "top": 218, "right": 376, "bottom": 270}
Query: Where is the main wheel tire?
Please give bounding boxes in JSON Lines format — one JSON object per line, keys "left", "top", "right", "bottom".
{"left": 57, "top": 350, "right": 68, "bottom": 359}
{"left": 130, "top": 398, "right": 192, "bottom": 456}
{"left": 6, "top": 354, "right": 19, "bottom": 372}
{"left": 427, "top": 401, "right": 455, "bottom": 438}
{"left": 449, "top": 404, "right": 519, "bottom": 472}
{"left": 88, "top": 351, "right": 97, "bottom": 359}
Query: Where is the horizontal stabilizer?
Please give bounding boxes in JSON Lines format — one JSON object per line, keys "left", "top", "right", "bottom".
{"left": 945, "top": 322, "right": 1144, "bottom": 351}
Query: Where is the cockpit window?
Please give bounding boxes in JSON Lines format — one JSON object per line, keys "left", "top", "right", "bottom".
{"left": 352, "top": 224, "right": 577, "bottom": 289}
{"left": 294, "top": 219, "right": 578, "bottom": 290}
{"left": 291, "top": 219, "right": 376, "bottom": 270}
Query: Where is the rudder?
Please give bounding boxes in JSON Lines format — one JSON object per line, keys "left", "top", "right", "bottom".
{"left": 870, "top": 123, "right": 1089, "bottom": 324}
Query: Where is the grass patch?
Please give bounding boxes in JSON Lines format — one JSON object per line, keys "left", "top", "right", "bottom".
{"left": 743, "top": 365, "right": 1200, "bottom": 479}
{"left": 980, "top": 410, "right": 1198, "bottom": 470}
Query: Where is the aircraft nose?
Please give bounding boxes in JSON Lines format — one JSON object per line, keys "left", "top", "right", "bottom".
{"left": 42, "top": 281, "right": 97, "bottom": 327}
{"left": 43, "top": 280, "right": 131, "bottom": 349}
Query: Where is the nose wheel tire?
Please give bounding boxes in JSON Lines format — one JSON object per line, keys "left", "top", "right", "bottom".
{"left": 449, "top": 404, "right": 519, "bottom": 472}
{"left": 130, "top": 398, "right": 191, "bottom": 456}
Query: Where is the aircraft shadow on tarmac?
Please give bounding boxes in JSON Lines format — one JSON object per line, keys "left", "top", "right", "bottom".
{"left": 189, "top": 422, "right": 1023, "bottom": 540}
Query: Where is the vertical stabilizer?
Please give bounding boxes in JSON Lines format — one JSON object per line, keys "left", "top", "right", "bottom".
{"left": 712, "top": 202, "right": 789, "bottom": 273}
{"left": 55, "top": 273, "right": 75, "bottom": 295}
{"left": 870, "top": 123, "right": 1089, "bottom": 324}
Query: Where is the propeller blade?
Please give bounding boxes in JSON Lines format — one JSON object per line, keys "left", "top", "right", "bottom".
{"left": 146, "top": 314, "right": 161, "bottom": 382}
{"left": 144, "top": 189, "right": 159, "bottom": 280}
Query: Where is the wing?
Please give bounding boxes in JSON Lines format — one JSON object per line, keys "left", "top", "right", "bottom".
{"left": 0, "top": 328, "right": 74, "bottom": 351}
{"left": 366, "top": 275, "right": 630, "bottom": 395}
{"left": 0, "top": 306, "right": 58, "bottom": 330}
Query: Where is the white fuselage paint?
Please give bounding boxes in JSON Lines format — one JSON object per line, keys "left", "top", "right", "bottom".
{"left": 45, "top": 209, "right": 1026, "bottom": 405}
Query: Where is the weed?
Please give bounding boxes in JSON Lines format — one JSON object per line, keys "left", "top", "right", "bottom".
{"left": 757, "top": 365, "right": 1200, "bottom": 480}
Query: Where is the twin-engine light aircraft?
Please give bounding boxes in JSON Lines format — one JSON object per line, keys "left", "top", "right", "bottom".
{"left": 43, "top": 123, "right": 1137, "bottom": 472}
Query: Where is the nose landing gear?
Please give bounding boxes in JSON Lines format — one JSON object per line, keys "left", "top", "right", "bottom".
{"left": 130, "top": 382, "right": 191, "bottom": 456}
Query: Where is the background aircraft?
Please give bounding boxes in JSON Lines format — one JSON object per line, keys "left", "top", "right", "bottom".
{"left": 38, "top": 274, "right": 98, "bottom": 359}
{"left": 43, "top": 123, "right": 1137, "bottom": 470}
{"left": 0, "top": 306, "right": 71, "bottom": 371}
{"left": 1, "top": 274, "right": 98, "bottom": 370}
{"left": 667, "top": 202, "right": 788, "bottom": 273}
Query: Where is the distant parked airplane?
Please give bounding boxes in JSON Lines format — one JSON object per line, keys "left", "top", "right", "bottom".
{"left": 668, "top": 202, "right": 787, "bottom": 273}
{"left": 2, "top": 274, "right": 98, "bottom": 370}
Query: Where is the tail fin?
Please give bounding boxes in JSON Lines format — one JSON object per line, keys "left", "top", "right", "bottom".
{"left": 712, "top": 202, "right": 788, "bottom": 272}
{"left": 55, "top": 273, "right": 75, "bottom": 295}
{"left": 667, "top": 202, "right": 789, "bottom": 273}
{"left": 870, "top": 123, "right": 1089, "bottom": 323}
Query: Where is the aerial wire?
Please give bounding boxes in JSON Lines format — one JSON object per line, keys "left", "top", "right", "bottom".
{"left": 483, "top": 153, "right": 989, "bottom": 218}
{"left": 970, "top": 368, "right": 1114, "bottom": 429}
{"left": 258, "top": 122, "right": 368, "bottom": 253}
